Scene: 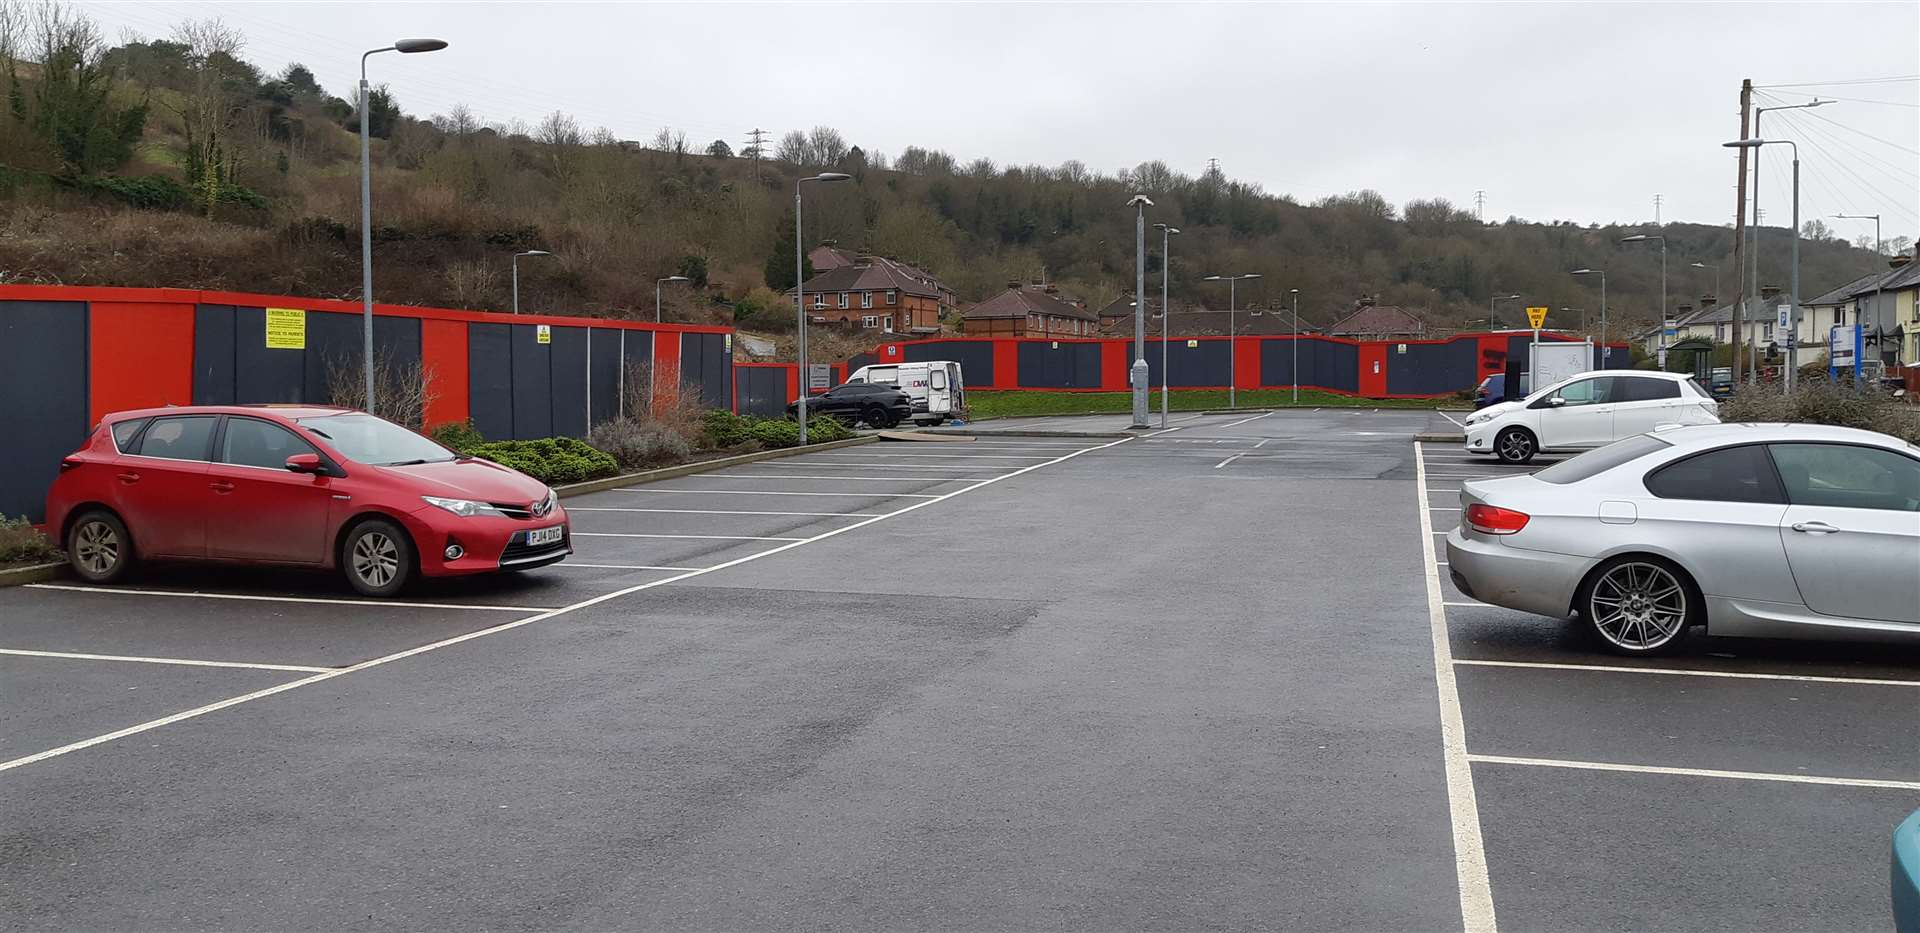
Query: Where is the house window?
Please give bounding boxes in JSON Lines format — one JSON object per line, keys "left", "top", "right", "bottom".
{"left": 813, "top": 293, "right": 825, "bottom": 309}
{"left": 886, "top": 290, "right": 897, "bottom": 305}
{"left": 861, "top": 291, "right": 874, "bottom": 309}
{"left": 839, "top": 292, "right": 850, "bottom": 309}
{"left": 1715, "top": 325, "right": 1725, "bottom": 341}
{"left": 1763, "top": 322, "right": 1773, "bottom": 339}
{"left": 861, "top": 315, "right": 879, "bottom": 328}
{"left": 1833, "top": 308, "right": 1843, "bottom": 325}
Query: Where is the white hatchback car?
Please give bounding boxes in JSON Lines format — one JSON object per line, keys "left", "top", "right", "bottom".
{"left": 1463, "top": 370, "right": 1719, "bottom": 463}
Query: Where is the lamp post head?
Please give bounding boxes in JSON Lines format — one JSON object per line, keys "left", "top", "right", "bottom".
{"left": 517, "top": 249, "right": 551, "bottom": 258}
{"left": 1722, "top": 139, "right": 1765, "bottom": 149}
{"left": 1127, "top": 194, "right": 1154, "bottom": 208}
{"left": 661, "top": 275, "right": 689, "bottom": 283}
{"left": 1690, "top": 262, "right": 1708, "bottom": 269}
{"left": 1289, "top": 288, "right": 1299, "bottom": 295}
{"left": 394, "top": 38, "right": 449, "bottom": 53}
{"left": 1620, "top": 234, "right": 1650, "bottom": 242}
{"left": 802, "top": 172, "right": 852, "bottom": 184}
{"left": 1571, "top": 268, "right": 1596, "bottom": 275}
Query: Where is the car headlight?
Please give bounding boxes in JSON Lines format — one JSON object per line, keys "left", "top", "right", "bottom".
{"left": 1465, "top": 412, "right": 1491, "bottom": 426}
{"left": 422, "top": 495, "right": 506, "bottom": 518}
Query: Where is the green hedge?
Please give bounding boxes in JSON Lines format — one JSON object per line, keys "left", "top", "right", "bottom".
{"left": 466, "top": 437, "right": 618, "bottom": 486}
{"left": 701, "top": 410, "right": 853, "bottom": 449}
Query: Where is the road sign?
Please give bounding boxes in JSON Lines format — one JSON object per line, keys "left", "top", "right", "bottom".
{"left": 1186, "top": 339, "right": 1198, "bottom": 348}
{"left": 1662, "top": 319, "right": 1678, "bottom": 338}
{"left": 1830, "top": 325, "right": 1857, "bottom": 367}
{"left": 1525, "top": 306, "right": 1549, "bottom": 329}
{"left": 1776, "top": 304, "right": 1791, "bottom": 331}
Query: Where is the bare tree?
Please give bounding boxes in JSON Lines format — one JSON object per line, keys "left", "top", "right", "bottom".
{"left": 327, "top": 352, "right": 439, "bottom": 431}
{"left": 807, "top": 125, "right": 847, "bottom": 165}
{"left": 434, "top": 103, "right": 479, "bottom": 137}
{"left": 169, "top": 18, "right": 249, "bottom": 216}
{"left": 775, "top": 129, "right": 808, "bottom": 165}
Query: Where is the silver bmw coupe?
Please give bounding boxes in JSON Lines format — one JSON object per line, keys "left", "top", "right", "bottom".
{"left": 1445, "top": 423, "right": 1920, "bottom": 655}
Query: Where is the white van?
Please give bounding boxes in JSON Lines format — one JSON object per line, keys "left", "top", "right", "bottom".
{"left": 847, "top": 360, "right": 965, "bottom": 425}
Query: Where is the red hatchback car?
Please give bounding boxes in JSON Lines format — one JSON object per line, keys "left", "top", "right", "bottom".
{"left": 45, "top": 406, "right": 571, "bottom": 596}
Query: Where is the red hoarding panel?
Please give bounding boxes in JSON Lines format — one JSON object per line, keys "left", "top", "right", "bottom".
{"left": 1358, "top": 343, "right": 1388, "bottom": 397}
{"left": 421, "top": 318, "right": 468, "bottom": 429}
{"left": 1100, "top": 340, "right": 1128, "bottom": 391}
{"left": 651, "top": 329, "right": 680, "bottom": 414}
{"left": 89, "top": 300, "right": 194, "bottom": 422}
{"left": 1234, "top": 336, "right": 1262, "bottom": 390}
{"left": 991, "top": 340, "right": 1019, "bottom": 389}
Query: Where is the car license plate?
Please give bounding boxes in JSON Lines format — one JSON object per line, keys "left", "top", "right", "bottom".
{"left": 526, "top": 526, "right": 563, "bottom": 547}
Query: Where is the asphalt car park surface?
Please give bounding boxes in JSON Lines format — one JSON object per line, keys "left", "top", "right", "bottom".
{"left": 0, "top": 413, "right": 1913, "bottom": 931}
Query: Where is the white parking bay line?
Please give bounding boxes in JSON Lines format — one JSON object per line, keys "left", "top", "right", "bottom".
{"left": 1468, "top": 753, "right": 1920, "bottom": 792}
{"left": 1414, "top": 442, "right": 1498, "bottom": 932}
{"left": 1437, "top": 411, "right": 1467, "bottom": 427}
{"left": 746, "top": 461, "right": 1005, "bottom": 471}
{"left": 807, "top": 453, "right": 1056, "bottom": 460}
{"left": 555, "top": 563, "right": 702, "bottom": 572}
{"left": 0, "top": 647, "right": 333, "bottom": 674}
{"left": 567, "top": 507, "right": 880, "bottom": 518}
{"left": 0, "top": 435, "right": 1133, "bottom": 776}
{"left": 1214, "top": 453, "right": 1247, "bottom": 469}
{"left": 616, "top": 488, "right": 941, "bottom": 498}
{"left": 573, "top": 533, "right": 805, "bottom": 542}
{"left": 23, "top": 584, "right": 551, "bottom": 613}
{"left": 702, "top": 474, "right": 982, "bottom": 482}
{"left": 1217, "top": 411, "right": 1275, "bottom": 429}
{"left": 1456, "top": 658, "right": 1920, "bottom": 687}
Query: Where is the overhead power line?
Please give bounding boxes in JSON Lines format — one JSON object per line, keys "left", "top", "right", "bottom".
{"left": 1763, "top": 89, "right": 1920, "bottom": 109}
{"left": 1755, "top": 75, "right": 1920, "bottom": 89}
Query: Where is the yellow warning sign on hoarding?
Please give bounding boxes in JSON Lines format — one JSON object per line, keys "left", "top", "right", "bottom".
{"left": 1525, "top": 306, "right": 1549, "bottom": 329}
{"left": 536, "top": 324, "right": 552, "bottom": 345}
{"left": 265, "top": 308, "right": 305, "bottom": 349}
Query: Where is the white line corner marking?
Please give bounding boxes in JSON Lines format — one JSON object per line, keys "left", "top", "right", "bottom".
{"left": 1416, "top": 441, "right": 1499, "bottom": 933}
{"left": 0, "top": 440, "right": 1126, "bottom": 776}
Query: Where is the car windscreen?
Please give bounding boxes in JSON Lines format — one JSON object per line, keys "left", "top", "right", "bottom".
{"left": 296, "top": 413, "right": 455, "bottom": 466}
{"left": 1533, "top": 433, "right": 1672, "bottom": 485}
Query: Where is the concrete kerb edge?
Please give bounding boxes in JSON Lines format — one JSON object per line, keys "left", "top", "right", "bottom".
{"left": 553, "top": 436, "right": 878, "bottom": 498}
{"left": 0, "top": 561, "right": 66, "bottom": 588}
{"left": 1413, "top": 433, "right": 1464, "bottom": 443}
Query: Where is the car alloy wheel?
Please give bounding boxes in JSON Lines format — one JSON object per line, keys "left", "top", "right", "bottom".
{"left": 351, "top": 529, "right": 401, "bottom": 590}
{"left": 1496, "top": 428, "right": 1535, "bottom": 464}
{"left": 73, "top": 519, "right": 120, "bottom": 577}
{"left": 1588, "top": 561, "right": 1688, "bottom": 652}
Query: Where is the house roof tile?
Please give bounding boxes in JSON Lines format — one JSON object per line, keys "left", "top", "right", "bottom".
{"left": 963, "top": 284, "right": 1097, "bottom": 322}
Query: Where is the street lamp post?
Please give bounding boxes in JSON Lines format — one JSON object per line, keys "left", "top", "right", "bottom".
{"left": 1488, "top": 293, "right": 1520, "bottom": 329}
{"left": 1570, "top": 269, "right": 1607, "bottom": 357}
{"left": 1834, "top": 212, "right": 1883, "bottom": 379}
{"left": 1128, "top": 195, "right": 1153, "bottom": 428}
{"left": 359, "top": 37, "right": 447, "bottom": 415}
{"left": 655, "top": 275, "right": 690, "bottom": 323}
{"left": 1725, "top": 138, "right": 1801, "bottom": 390}
{"left": 1621, "top": 234, "right": 1668, "bottom": 369}
{"left": 1154, "top": 223, "right": 1180, "bottom": 428}
{"left": 1746, "top": 100, "right": 1831, "bottom": 385}
{"left": 1289, "top": 288, "right": 1301, "bottom": 404}
{"left": 1203, "top": 273, "right": 1262, "bottom": 408}
{"left": 511, "top": 249, "right": 550, "bottom": 315}
{"left": 793, "top": 173, "right": 852, "bottom": 445}
{"left": 1690, "top": 261, "right": 1719, "bottom": 301}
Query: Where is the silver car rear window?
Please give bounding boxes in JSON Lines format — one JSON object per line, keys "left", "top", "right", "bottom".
{"left": 1534, "top": 434, "right": 1672, "bottom": 485}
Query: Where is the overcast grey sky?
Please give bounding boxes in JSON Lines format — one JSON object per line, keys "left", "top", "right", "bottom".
{"left": 80, "top": 1, "right": 1920, "bottom": 234}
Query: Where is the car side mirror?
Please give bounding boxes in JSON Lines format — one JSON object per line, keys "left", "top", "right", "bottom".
{"left": 1547, "top": 397, "right": 1567, "bottom": 408}
{"left": 285, "top": 453, "right": 324, "bottom": 474}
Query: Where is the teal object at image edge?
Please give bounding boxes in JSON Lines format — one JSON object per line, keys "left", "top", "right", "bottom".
{"left": 1894, "top": 808, "right": 1920, "bottom": 933}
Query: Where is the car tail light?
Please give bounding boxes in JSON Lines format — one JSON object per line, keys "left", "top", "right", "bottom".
{"left": 1466, "top": 503, "right": 1530, "bottom": 535}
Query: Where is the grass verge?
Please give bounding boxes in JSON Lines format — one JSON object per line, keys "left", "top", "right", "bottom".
{"left": 965, "top": 389, "right": 1458, "bottom": 420}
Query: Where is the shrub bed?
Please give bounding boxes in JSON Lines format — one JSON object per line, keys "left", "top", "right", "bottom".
{"left": 701, "top": 411, "right": 853, "bottom": 449}
{"left": 465, "top": 437, "right": 618, "bottom": 486}
{"left": 0, "top": 517, "right": 60, "bottom": 566}
{"left": 1720, "top": 382, "right": 1920, "bottom": 444}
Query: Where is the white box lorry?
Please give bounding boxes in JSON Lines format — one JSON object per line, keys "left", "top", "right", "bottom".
{"left": 847, "top": 360, "right": 966, "bottom": 425}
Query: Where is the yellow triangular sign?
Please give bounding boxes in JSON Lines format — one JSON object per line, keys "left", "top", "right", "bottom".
{"left": 1525, "top": 306, "right": 1549, "bottom": 329}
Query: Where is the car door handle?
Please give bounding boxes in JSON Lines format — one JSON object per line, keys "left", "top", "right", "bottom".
{"left": 208, "top": 480, "right": 235, "bottom": 494}
{"left": 116, "top": 472, "right": 140, "bottom": 484}
{"left": 1791, "top": 521, "right": 1840, "bottom": 534}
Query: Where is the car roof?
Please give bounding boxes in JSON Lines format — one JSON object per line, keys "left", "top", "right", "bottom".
{"left": 104, "top": 404, "right": 355, "bottom": 422}
{"left": 1656, "top": 422, "right": 1914, "bottom": 450}
{"left": 1570, "top": 370, "right": 1689, "bottom": 381}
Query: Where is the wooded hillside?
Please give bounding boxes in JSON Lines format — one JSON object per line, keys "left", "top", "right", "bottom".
{"left": 1, "top": 2, "right": 1900, "bottom": 342}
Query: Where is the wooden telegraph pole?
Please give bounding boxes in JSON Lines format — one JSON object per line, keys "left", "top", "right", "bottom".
{"left": 1732, "top": 79, "right": 1751, "bottom": 381}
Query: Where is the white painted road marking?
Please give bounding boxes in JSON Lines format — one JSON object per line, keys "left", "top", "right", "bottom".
{"left": 616, "top": 488, "right": 942, "bottom": 498}
{"left": 1214, "top": 453, "right": 1247, "bottom": 469}
{"left": 1415, "top": 441, "right": 1499, "bottom": 932}
{"left": 572, "top": 532, "right": 806, "bottom": 542}
{"left": 567, "top": 507, "right": 881, "bottom": 518}
{"left": 23, "top": 584, "right": 550, "bottom": 613}
{"left": 0, "top": 436, "right": 1133, "bottom": 776}
{"left": 1456, "top": 658, "right": 1920, "bottom": 688}
{"left": 701, "top": 473, "right": 982, "bottom": 482}
{"left": 554, "top": 563, "right": 702, "bottom": 572}
{"left": 1468, "top": 753, "right": 1920, "bottom": 792}
{"left": 1216, "top": 411, "right": 1275, "bottom": 429}
{"left": 1437, "top": 411, "right": 1467, "bottom": 427}
{"left": 0, "top": 647, "right": 333, "bottom": 674}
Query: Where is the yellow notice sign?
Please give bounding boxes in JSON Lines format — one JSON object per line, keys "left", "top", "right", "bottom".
{"left": 1525, "top": 306, "right": 1549, "bottom": 329}
{"left": 265, "top": 308, "right": 305, "bottom": 349}
{"left": 536, "top": 324, "right": 552, "bottom": 345}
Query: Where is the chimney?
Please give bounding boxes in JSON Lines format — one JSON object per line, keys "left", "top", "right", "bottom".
{"left": 1892, "top": 254, "right": 1914, "bottom": 269}
{"left": 1358, "top": 296, "right": 1376, "bottom": 308}
{"left": 1006, "top": 280, "right": 1022, "bottom": 291}
{"left": 1761, "top": 285, "right": 1781, "bottom": 301}
{"left": 1700, "top": 294, "right": 1717, "bottom": 309}
{"left": 855, "top": 253, "right": 874, "bottom": 265}
{"left": 1044, "top": 284, "right": 1058, "bottom": 294}
{"left": 1676, "top": 303, "right": 1693, "bottom": 318}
